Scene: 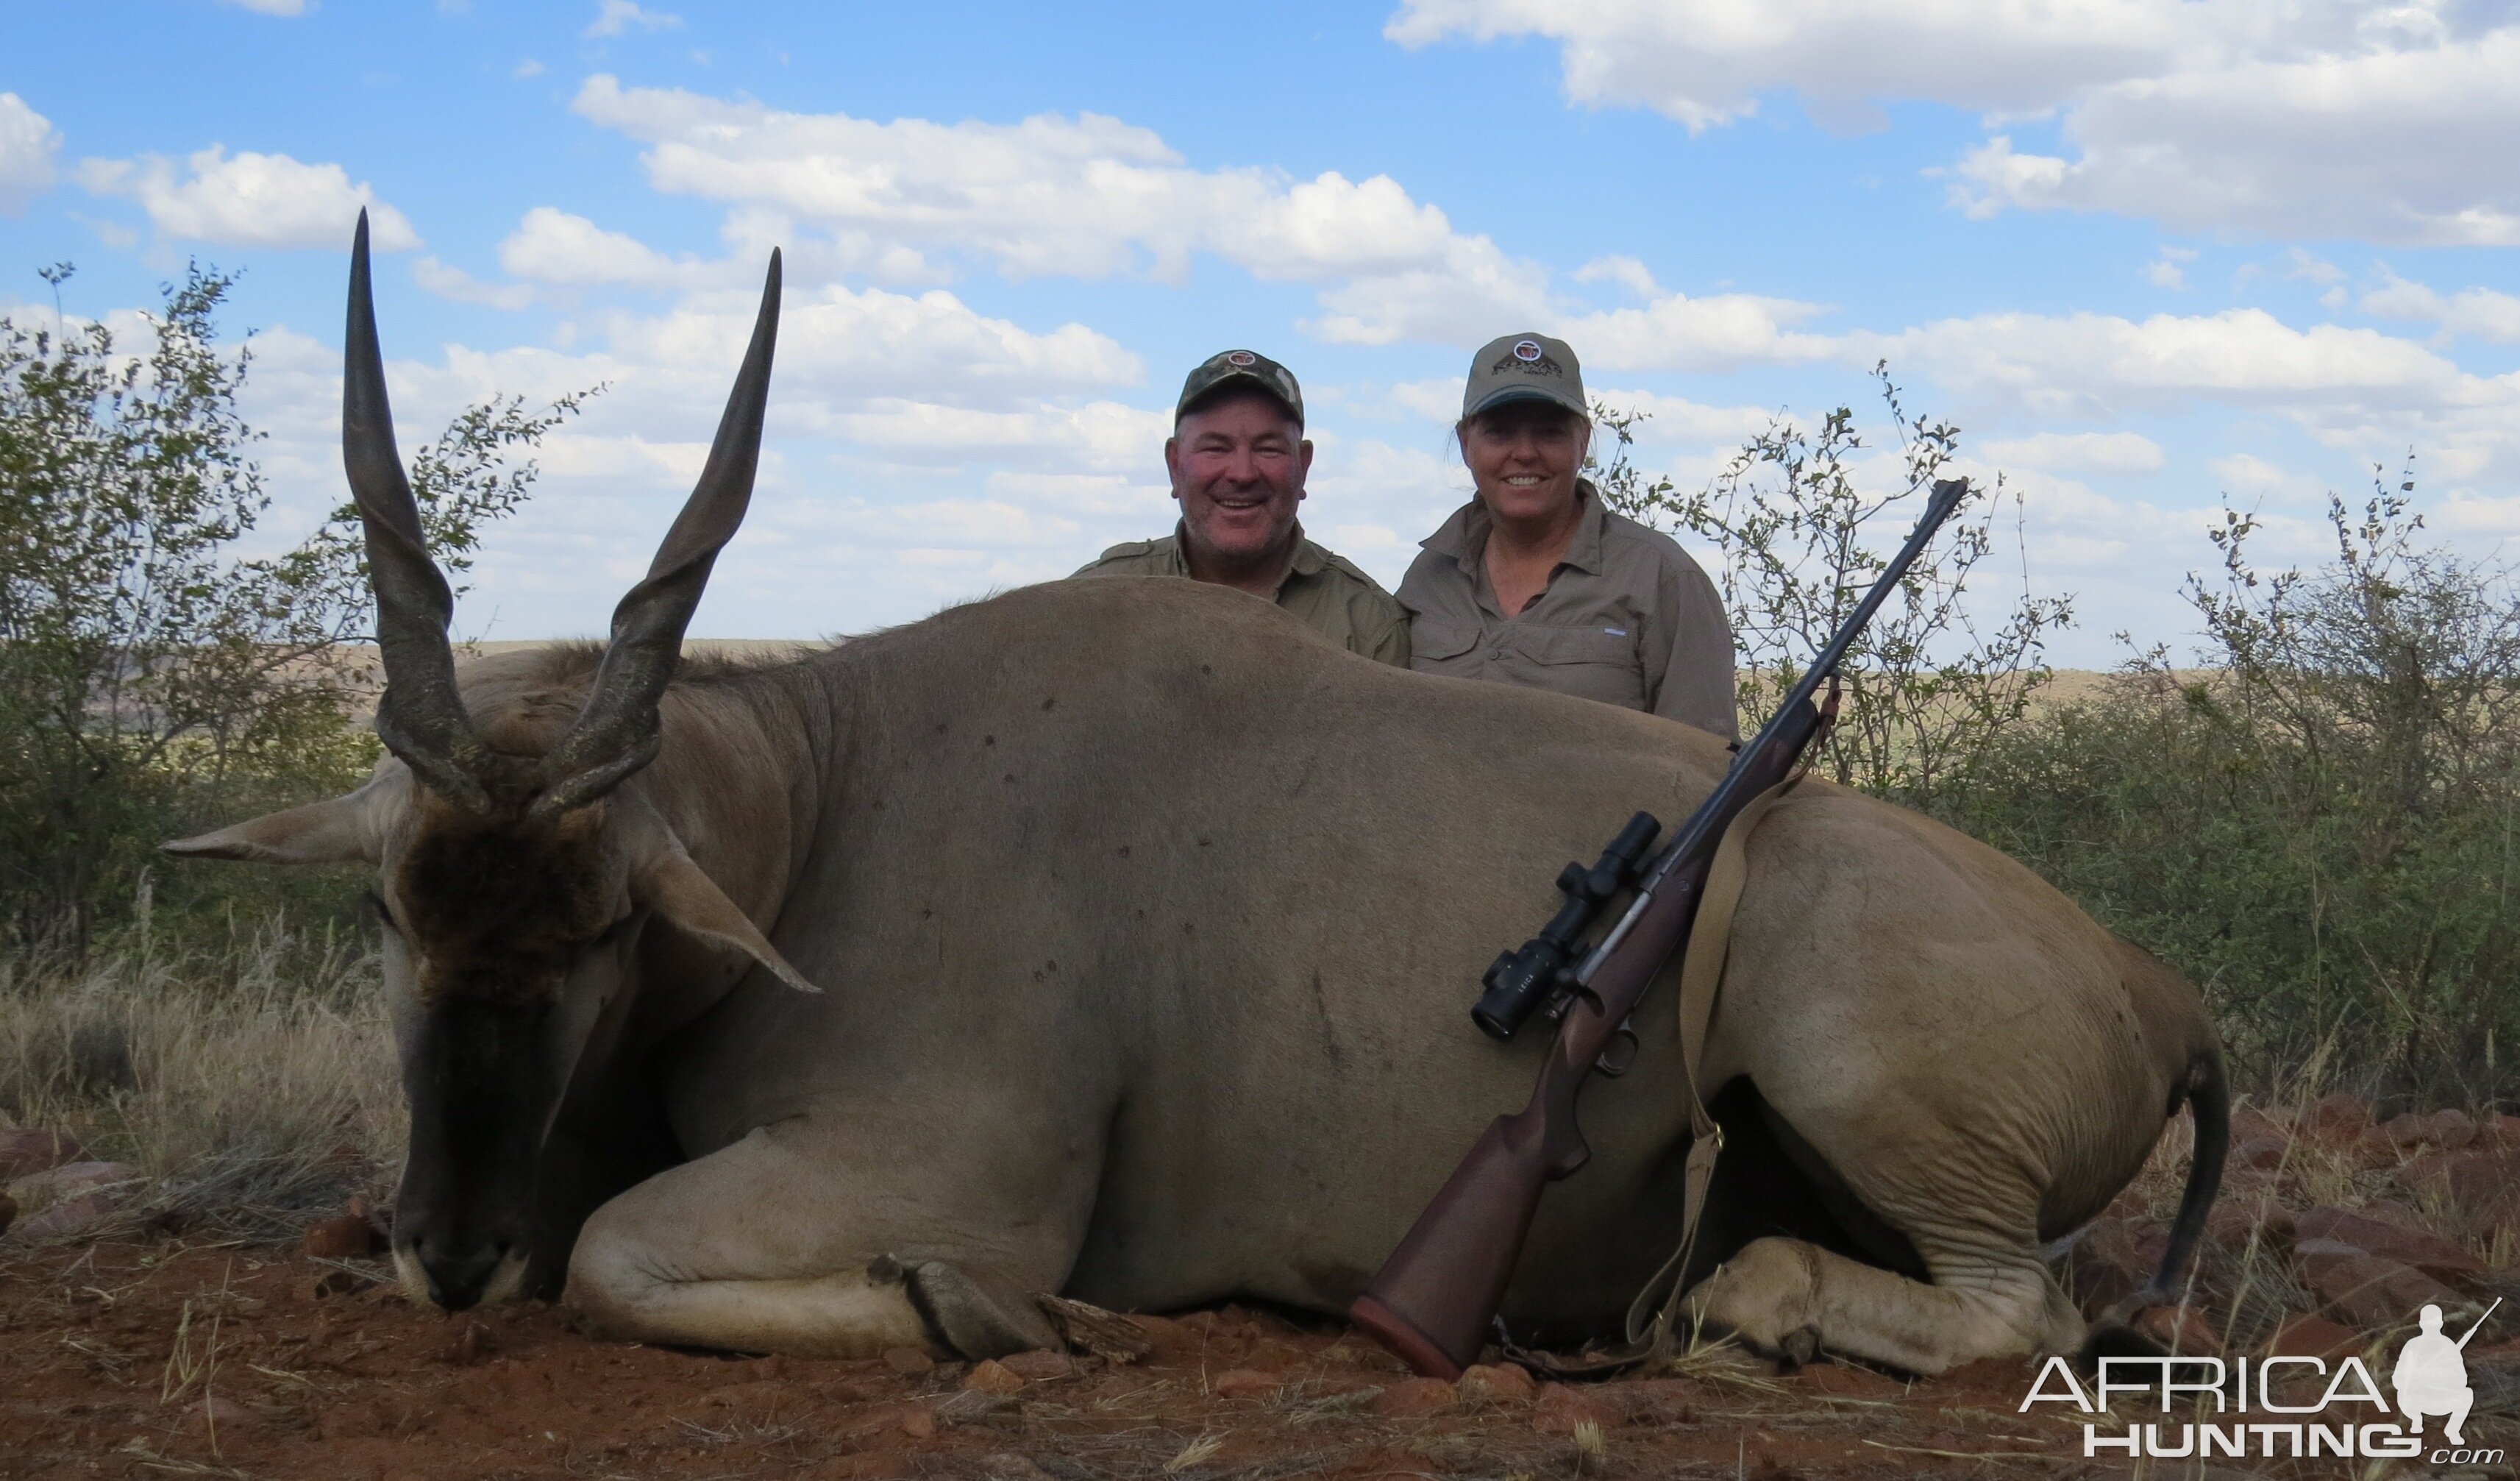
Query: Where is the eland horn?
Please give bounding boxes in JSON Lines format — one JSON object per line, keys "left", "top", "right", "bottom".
{"left": 344, "top": 209, "right": 495, "bottom": 815}
{"left": 530, "top": 249, "right": 783, "bottom": 819}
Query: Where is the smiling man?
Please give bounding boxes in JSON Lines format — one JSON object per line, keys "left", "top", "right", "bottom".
{"left": 1073, "top": 349, "right": 1410, "bottom": 667}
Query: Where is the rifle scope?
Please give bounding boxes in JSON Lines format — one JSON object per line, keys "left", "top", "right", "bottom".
{"left": 1471, "top": 811, "right": 1662, "bottom": 1041}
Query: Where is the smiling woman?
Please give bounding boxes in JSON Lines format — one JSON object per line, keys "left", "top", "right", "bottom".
{"left": 1398, "top": 333, "right": 1738, "bottom": 739}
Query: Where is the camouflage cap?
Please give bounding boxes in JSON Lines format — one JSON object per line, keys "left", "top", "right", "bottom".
{"left": 1175, "top": 349, "right": 1304, "bottom": 429}
{"left": 1462, "top": 332, "right": 1586, "bottom": 422}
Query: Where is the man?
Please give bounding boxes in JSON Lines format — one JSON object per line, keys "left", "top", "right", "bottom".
{"left": 1074, "top": 349, "right": 1409, "bottom": 667}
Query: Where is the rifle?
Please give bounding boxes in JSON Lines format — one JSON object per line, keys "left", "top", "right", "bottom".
{"left": 1349, "top": 477, "right": 1974, "bottom": 1379}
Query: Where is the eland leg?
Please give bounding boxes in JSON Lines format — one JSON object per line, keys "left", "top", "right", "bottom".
{"left": 563, "top": 1113, "right": 1092, "bottom": 1359}
{"left": 1680, "top": 1227, "right": 2083, "bottom": 1375}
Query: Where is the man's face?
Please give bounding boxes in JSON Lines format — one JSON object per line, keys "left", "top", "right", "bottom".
{"left": 1165, "top": 391, "right": 1311, "bottom": 572}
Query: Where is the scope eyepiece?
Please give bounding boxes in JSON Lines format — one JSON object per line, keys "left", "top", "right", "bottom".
{"left": 1468, "top": 811, "right": 1662, "bottom": 1042}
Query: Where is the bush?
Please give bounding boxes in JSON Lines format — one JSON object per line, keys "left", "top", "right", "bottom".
{"left": 1593, "top": 364, "right": 2071, "bottom": 803}
{"left": 0, "top": 263, "right": 588, "bottom": 953}
{"left": 1937, "top": 473, "right": 2519, "bottom": 1104}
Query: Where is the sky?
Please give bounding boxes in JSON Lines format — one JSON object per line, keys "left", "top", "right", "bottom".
{"left": 2, "top": 0, "right": 2516, "bottom": 664}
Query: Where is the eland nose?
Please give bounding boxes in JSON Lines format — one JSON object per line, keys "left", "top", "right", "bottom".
{"left": 411, "top": 1237, "right": 510, "bottom": 1311}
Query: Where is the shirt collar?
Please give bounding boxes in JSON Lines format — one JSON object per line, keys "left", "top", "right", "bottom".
{"left": 1170, "top": 519, "right": 1317, "bottom": 594}
{"left": 1420, "top": 479, "right": 1609, "bottom": 577}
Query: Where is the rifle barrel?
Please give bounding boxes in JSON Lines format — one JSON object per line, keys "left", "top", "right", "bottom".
{"left": 1580, "top": 477, "right": 1971, "bottom": 976}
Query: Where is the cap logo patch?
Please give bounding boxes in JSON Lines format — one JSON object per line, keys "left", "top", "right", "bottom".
{"left": 1225, "top": 350, "right": 1258, "bottom": 367}
{"left": 1512, "top": 339, "right": 1544, "bottom": 363}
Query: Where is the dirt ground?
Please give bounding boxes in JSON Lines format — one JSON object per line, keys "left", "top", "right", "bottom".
{"left": 0, "top": 1240, "right": 2506, "bottom": 1481}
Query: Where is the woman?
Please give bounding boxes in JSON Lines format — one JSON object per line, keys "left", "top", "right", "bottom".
{"left": 1398, "top": 332, "right": 1738, "bottom": 738}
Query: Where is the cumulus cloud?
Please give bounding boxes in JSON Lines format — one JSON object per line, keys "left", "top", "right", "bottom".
{"left": 75, "top": 145, "right": 419, "bottom": 250}
{"left": 569, "top": 74, "right": 1529, "bottom": 302}
{"left": 2362, "top": 272, "right": 2520, "bottom": 345}
{"left": 0, "top": 94, "right": 59, "bottom": 215}
{"left": 1397, "top": 1, "right": 2520, "bottom": 245}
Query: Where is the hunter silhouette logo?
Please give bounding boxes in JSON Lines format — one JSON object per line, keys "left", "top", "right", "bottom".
{"left": 2021, "top": 1298, "right": 2502, "bottom": 1463}
{"left": 2394, "top": 1299, "right": 2495, "bottom": 1444}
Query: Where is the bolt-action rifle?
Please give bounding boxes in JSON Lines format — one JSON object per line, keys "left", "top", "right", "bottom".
{"left": 1349, "top": 477, "right": 1975, "bottom": 1379}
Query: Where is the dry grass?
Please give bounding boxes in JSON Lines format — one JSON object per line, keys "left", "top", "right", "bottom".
{"left": 0, "top": 923, "right": 401, "bottom": 1241}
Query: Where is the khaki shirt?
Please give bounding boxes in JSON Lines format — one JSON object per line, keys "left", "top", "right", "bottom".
{"left": 1072, "top": 524, "right": 1412, "bottom": 668}
{"left": 1397, "top": 484, "right": 1738, "bottom": 738}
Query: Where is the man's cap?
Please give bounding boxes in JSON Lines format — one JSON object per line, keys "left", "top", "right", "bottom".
{"left": 1462, "top": 332, "right": 1585, "bottom": 422}
{"left": 1176, "top": 349, "right": 1303, "bottom": 428}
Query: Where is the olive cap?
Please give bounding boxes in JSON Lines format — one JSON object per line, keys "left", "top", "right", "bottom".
{"left": 1175, "top": 349, "right": 1303, "bottom": 428}
{"left": 1462, "top": 332, "right": 1586, "bottom": 422}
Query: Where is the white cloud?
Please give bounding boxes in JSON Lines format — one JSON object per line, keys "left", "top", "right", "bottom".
{"left": 1979, "top": 430, "right": 2165, "bottom": 474}
{"left": 2146, "top": 258, "right": 2184, "bottom": 290}
{"left": 75, "top": 145, "right": 419, "bottom": 250}
{"left": 514, "top": 59, "right": 547, "bottom": 79}
{"left": 499, "top": 206, "right": 692, "bottom": 287}
{"left": 221, "top": 0, "right": 308, "bottom": 13}
{"left": 569, "top": 74, "right": 1534, "bottom": 310}
{"left": 0, "top": 93, "right": 61, "bottom": 214}
{"left": 2362, "top": 273, "right": 2520, "bottom": 345}
{"left": 412, "top": 255, "right": 535, "bottom": 310}
{"left": 584, "top": 0, "right": 679, "bottom": 38}
{"left": 1400, "top": 1, "right": 2520, "bottom": 246}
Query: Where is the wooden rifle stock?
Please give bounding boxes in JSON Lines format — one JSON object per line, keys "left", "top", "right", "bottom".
{"left": 1349, "top": 477, "right": 1973, "bottom": 1378}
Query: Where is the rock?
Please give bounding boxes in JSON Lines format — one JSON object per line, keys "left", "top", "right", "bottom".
{"left": 188, "top": 1393, "right": 256, "bottom": 1432}
{"left": 1458, "top": 1363, "right": 1538, "bottom": 1404}
{"left": 2204, "top": 1198, "right": 2295, "bottom": 1250}
{"left": 298, "top": 1267, "right": 376, "bottom": 1301}
{"left": 2445, "top": 1150, "right": 2520, "bottom": 1231}
{"left": 302, "top": 1213, "right": 379, "bottom": 1260}
{"left": 2310, "top": 1093, "right": 2372, "bottom": 1139}
{"left": 1532, "top": 1382, "right": 1623, "bottom": 1435}
{"left": 2232, "top": 1134, "right": 2290, "bottom": 1171}
{"left": 896, "top": 1403, "right": 936, "bottom": 1440}
{"left": 2350, "top": 1127, "right": 2400, "bottom": 1167}
{"left": 13, "top": 1190, "right": 124, "bottom": 1241}
{"left": 2482, "top": 1112, "right": 2520, "bottom": 1151}
{"left": 2427, "top": 1109, "right": 2480, "bottom": 1150}
{"left": 997, "top": 1349, "right": 1074, "bottom": 1382}
{"left": 1372, "top": 1377, "right": 1458, "bottom": 1417}
{"left": 2294, "top": 1206, "right": 2485, "bottom": 1282}
{"left": 1799, "top": 1362, "right": 1902, "bottom": 1397}
{"left": 881, "top": 1346, "right": 936, "bottom": 1377}
{"left": 1211, "top": 1368, "right": 1280, "bottom": 1399}
{"left": 2384, "top": 1112, "right": 2430, "bottom": 1147}
{"left": 2294, "top": 1243, "right": 2468, "bottom": 1329}
{"left": 2265, "top": 1314, "right": 2366, "bottom": 1363}
{"left": 962, "top": 1359, "right": 1025, "bottom": 1395}
{"left": 2133, "top": 1304, "right": 2219, "bottom": 1354}
{"left": 8, "top": 1159, "right": 139, "bottom": 1206}
{"left": 0, "top": 1129, "right": 85, "bottom": 1179}
{"left": 977, "top": 1455, "right": 1055, "bottom": 1481}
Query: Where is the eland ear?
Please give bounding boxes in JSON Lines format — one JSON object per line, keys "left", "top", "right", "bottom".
{"left": 163, "top": 794, "right": 379, "bottom": 866}
{"left": 630, "top": 848, "right": 820, "bottom": 994}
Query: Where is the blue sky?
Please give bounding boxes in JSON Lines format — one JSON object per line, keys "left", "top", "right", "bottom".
{"left": 4, "top": 0, "right": 2515, "bottom": 664}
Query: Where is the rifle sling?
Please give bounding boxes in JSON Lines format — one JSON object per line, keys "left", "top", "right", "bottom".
{"left": 1517, "top": 770, "right": 1804, "bottom": 1379}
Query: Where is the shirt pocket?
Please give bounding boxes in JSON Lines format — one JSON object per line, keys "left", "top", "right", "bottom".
{"left": 1406, "top": 619, "right": 1483, "bottom": 674}
{"left": 1503, "top": 624, "right": 1647, "bottom": 710}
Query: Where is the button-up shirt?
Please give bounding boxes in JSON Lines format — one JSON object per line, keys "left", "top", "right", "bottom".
{"left": 1397, "top": 483, "right": 1737, "bottom": 738}
{"left": 1072, "top": 523, "right": 1412, "bottom": 668}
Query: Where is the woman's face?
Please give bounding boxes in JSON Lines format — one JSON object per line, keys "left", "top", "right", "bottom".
{"left": 1461, "top": 402, "right": 1589, "bottom": 527}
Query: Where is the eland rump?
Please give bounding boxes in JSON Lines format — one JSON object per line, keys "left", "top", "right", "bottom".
{"left": 171, "top": 214, "right": 2227, "bottom": 1372}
